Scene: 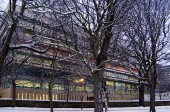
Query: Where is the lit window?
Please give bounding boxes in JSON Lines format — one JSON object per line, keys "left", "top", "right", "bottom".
{"left": 46, "top": 94, "right": 48, "bottom": 100}
{"left": 43, "top": 94, "right": 45, "bottom": 100}
{"left": 25, "top": 93, "right": 27, "bottom": 99}
{"left": 17, "top": 93, "right": 20, "bottom": 99}
{"left": 21, "top": 93, "right": 23, "bottom": 99}
{"left": 53, "top": 95, "right": 55, "bottom": 100}
{"left": 56, "top": 95, "right": 58, "bottom": 100}
{"left": 39, "top": 94, "right": 41, "bottom": 100}
{"left": 36, "top": 94, "right": 39, "bottom": 100}
{"left": 33, "top": 94, "right": 34, "bottom": 100}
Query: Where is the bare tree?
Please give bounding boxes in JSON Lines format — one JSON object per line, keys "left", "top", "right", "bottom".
{"left": 122, "top": 0, "right": 170, "bottom": 111}
{"left": 28, "top": 1, "right": 136, "bottom": 111}
{"left": 0, "top": 0, "right": 26, "bottom": 69}
{"left": 1, "top": 52, "right": 30, "bottom": 107}
{"left": 0, "top": 1, "right": 91, "bottom": 111}
{"left": 0, "top": 0, "right": 51, "bottom": 70}
{"left": 47, "top": 72, "right": 55, "bottom": 112}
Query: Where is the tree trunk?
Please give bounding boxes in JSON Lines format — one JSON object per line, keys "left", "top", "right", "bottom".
{"left": 48, "top": 83, "right": 53, "bottom": 112}
{"left": 0, "top": 22, "right": 8, "bottom": 39}
{"left": 150, "top": 83, "right": 156, "bottom": 112}
{"left": 159, "top": 93, "right": 162, "bottom": 100}
{"left": 103, "top": 79, "right": 108, "bottom": 112}
{"left": 0, "top": 20, "right": 5, "bottom": 31}
{"left": 66, "top": 85, "right": 69, "bottom": 108}
{"left": 139, "top": 80, "right": 145, "bottom": 106}
{"left": 0, "top": 21, "right": 18, "bottom": 69}
{"left": 81, "top": 93, "right": 83, "bottom": 110}
{"left": 93, "top": 71, "right": 103, "bottom": 112}
{"left": 12, "top": 79, "right": 16, "bottom": 107}
{"left": 103, "top": 90, "right": 108, "bottom": 112}
{"left": 0, "top": 0, "right": 26, "bottom": 70}
{"left": 150, "top": 35, "right": 157, "bottom": 112}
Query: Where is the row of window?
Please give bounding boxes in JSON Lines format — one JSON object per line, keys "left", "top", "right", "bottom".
{"left": 16, "top": 92, "right": 138, "bottom": 101}
{"left": 16, "top": 80, "right": 138, "bottom": 90}
{"left": 1, "top": 79, "right": 138, "bottom": 96}
{"left": 106, "top": 81, "right": 138, "bottom": 96}
{"left": 16, "top": 92, "right": 84, "bottom": 101}
{"left": 107, "top": 88, "right": 138, "bottom": 96}
{"left": 105, "top": 71, "right": 128, "bottom": 79}
{"left": 105, "top": 71, "right": 138, "bottom": 81}
{"left": 16, "top": 53, "right": 66, "bottom": 67}
{"left": 15, "top": 80, "right": 93, "bottom": 92}
{"left": 106, "top": 81, "right": 138, "bottom": 89}
{"left": 15, "top": 80, "right": 138, "bottom": 96}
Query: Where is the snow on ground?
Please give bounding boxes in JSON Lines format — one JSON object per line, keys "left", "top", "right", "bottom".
{"left": 0, "top": 106, "right": 170, "bottom": 112}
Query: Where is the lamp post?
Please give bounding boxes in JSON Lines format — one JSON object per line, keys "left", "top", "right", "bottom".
{"left": 80, "top": 78, "right": 84, "bottom": 110}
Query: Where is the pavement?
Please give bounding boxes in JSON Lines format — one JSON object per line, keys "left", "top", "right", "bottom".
{"left": 0, "top": 106, "right": 170, "bottom": 112}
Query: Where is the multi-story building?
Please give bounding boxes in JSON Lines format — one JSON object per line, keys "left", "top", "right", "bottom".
{"left": 156, "top": 65, "right": 170, "bottom": 98}
{"left": 0, "top": 2, "right": 139, "bottom": 101}
{"left": 0, "top": 48, "right": 139, "bottom": 101}
{"left": 144, "top": 65, "right": 170, "bottom": 100}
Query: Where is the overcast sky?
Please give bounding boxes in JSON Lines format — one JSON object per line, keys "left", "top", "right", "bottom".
{"left": 0, "top": 0, "right": 170, "bottom": 66}
{"left": 0, "top": 0, "right": 9, "bottom": 10}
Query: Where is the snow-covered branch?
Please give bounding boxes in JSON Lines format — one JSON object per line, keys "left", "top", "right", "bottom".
{"left": 9, "top": 44, "right": 50, "bottom": 54}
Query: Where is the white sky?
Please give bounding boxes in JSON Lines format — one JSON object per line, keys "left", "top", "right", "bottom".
{"left": 0, "top": 0, "right": 9, "bottom": 10}
{"left": 0, "top": 0, "right": 169, "bottom": 66}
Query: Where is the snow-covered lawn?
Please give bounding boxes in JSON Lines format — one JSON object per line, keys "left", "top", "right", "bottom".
{"left": 0, "top": 106, "right": 170, "bottom": 112}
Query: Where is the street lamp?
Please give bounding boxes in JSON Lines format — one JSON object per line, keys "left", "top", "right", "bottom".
{"left": 80, "top": 78, "right": 84, "bottom": 83}
{"left": 79, "top": 78, "right": 84, "bottom": 110}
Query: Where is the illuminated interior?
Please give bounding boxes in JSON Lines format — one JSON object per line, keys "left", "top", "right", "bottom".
{"left": 16, "top": 80, "right": 40, "bottom": 88}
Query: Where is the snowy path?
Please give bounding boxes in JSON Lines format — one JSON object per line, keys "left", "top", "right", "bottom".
{"left": 0, "top": 106, "right": 170, "bottom": 112}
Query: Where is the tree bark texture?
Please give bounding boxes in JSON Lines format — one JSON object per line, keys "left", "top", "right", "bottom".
{"left": 12, "top": 79, "right": 16, "bottom": 107}
{"left": 93, "top": 71, "right": 103, "bottom": 112}
{"left": 139, "top": 80, "right": 145, "bottom": 106}
{"left": 103, "top": 79, "right": 108, "bottom": 112}
{"left": 48, "top": 83, "right": 53, "bottom": 112}
{"left": 66, "top": 85, "right": 69, "bottom": 108}
{"left": 150, "top": 83, "right": 156, "bottom": 112}
{"left": 0, "top": 0, "right": 26, "bottom": 70}
{"left": 0, "top": 21, "right": 18, "bottom": 69}
{"left": 150, "top": 34, "right": 157, "bottom": 112}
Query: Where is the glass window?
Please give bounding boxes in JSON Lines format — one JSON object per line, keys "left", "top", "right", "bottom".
{"left": 44, "top": 59, "right": 52, "bottom": 65}
{"left": 33, "top": 82, "right": 40, "bottom": 88}
{"left": 43, "top": 83, "right": 48, "bottom": 89}
{"left": 86, "top": 86, "right": 93, "bottom": 92}
{"left": 16, "top": 80, "right": 34, "bottom": 88}
{"left": 126, "top": 84, "right": 131, "bottom": 89}
{"left": 106, "top": 81, "right": 114, "bottom": 86}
